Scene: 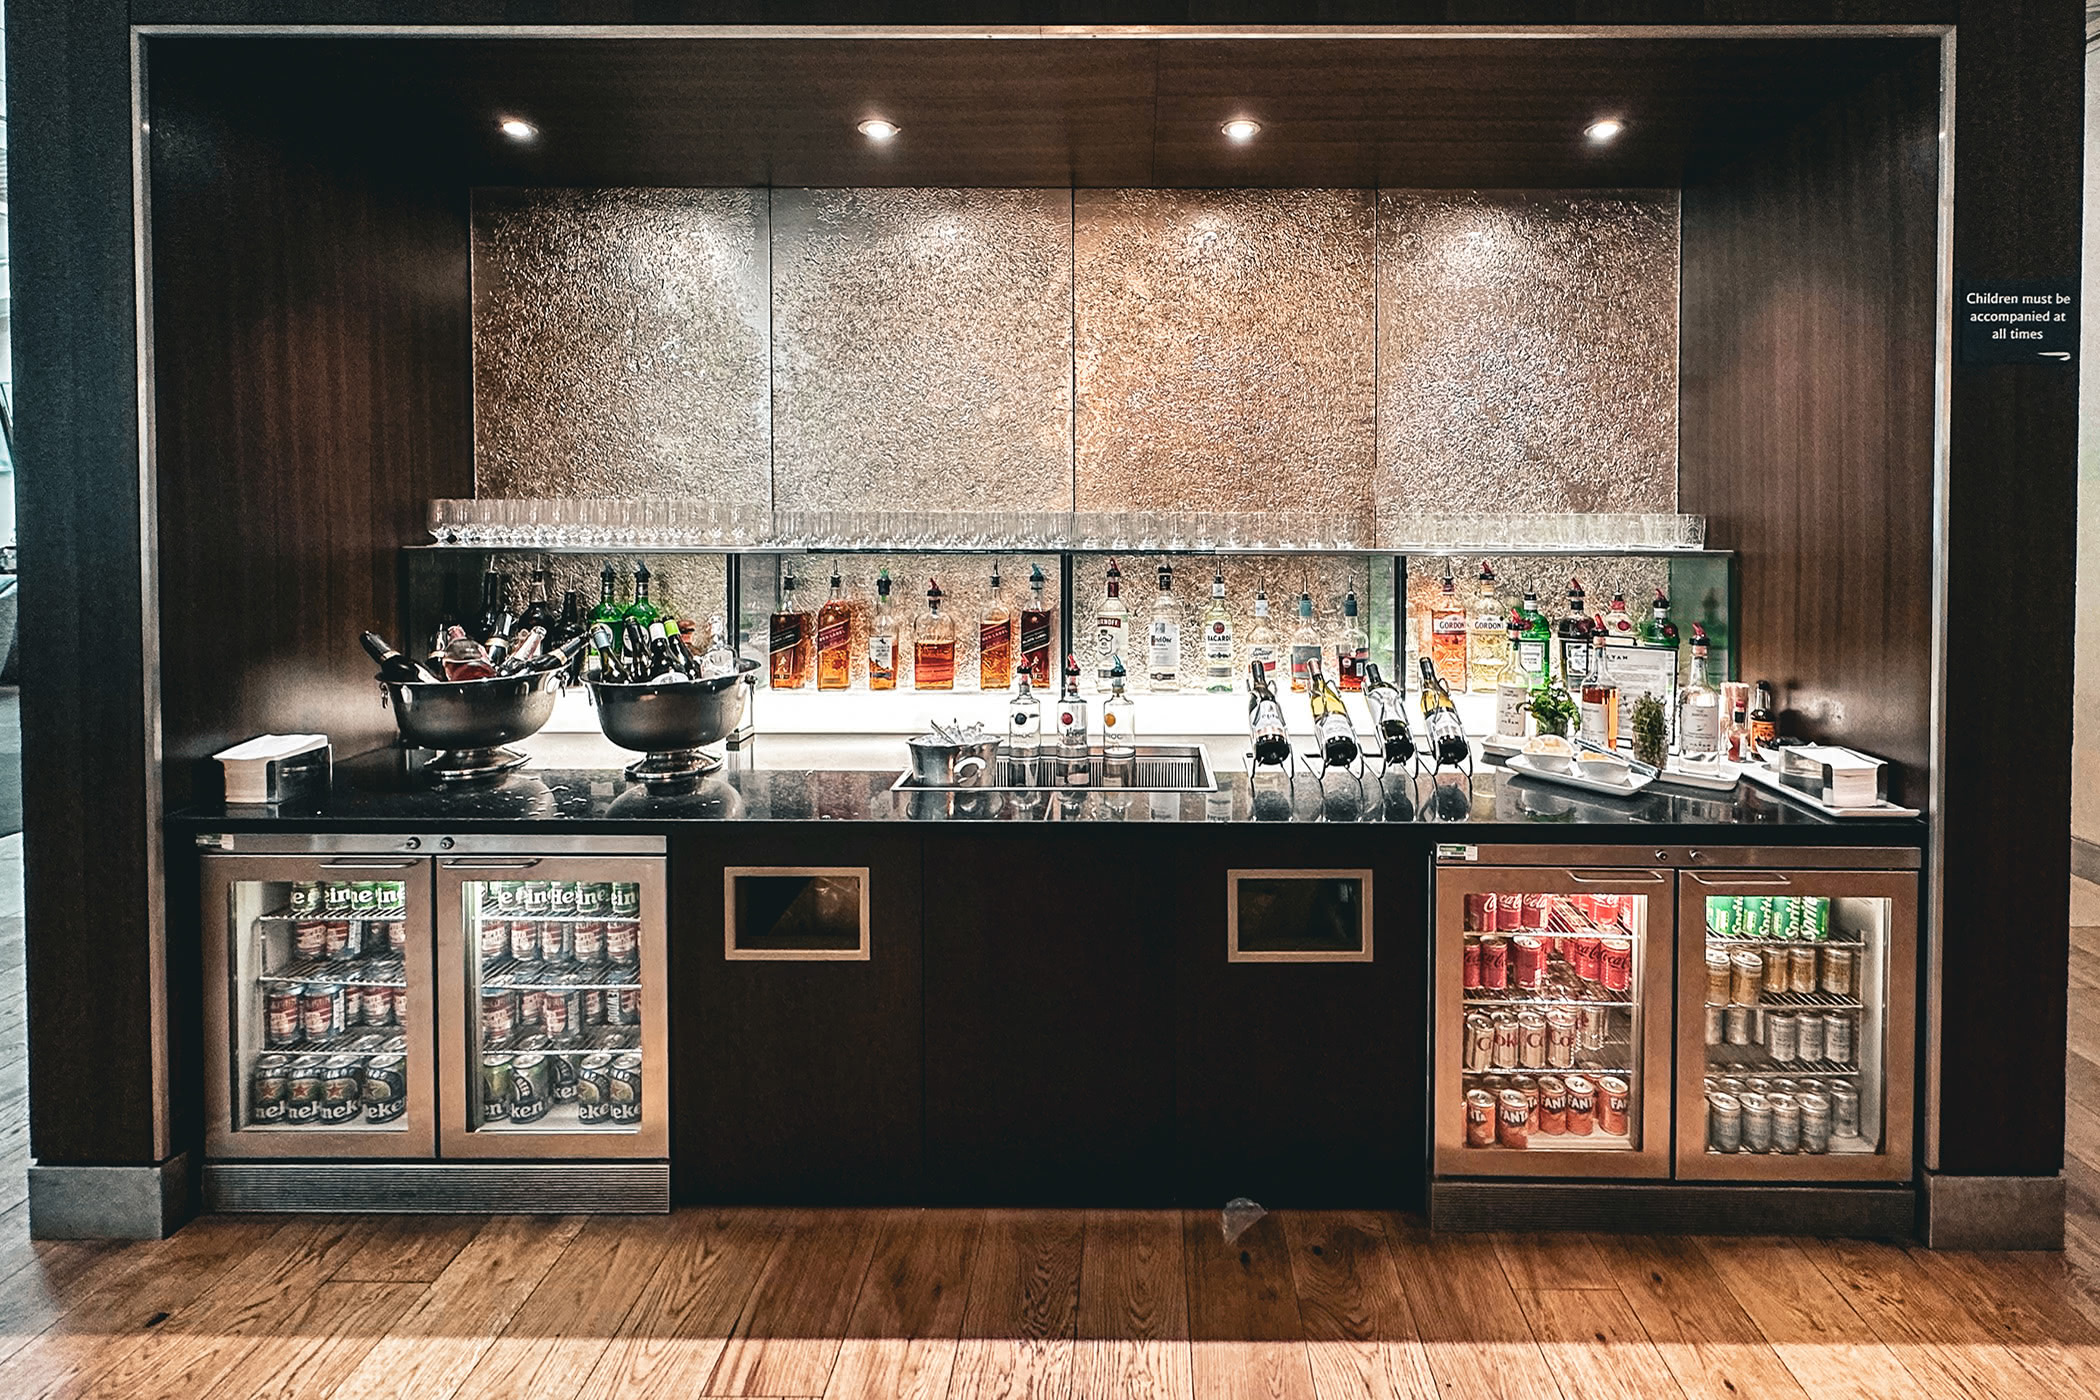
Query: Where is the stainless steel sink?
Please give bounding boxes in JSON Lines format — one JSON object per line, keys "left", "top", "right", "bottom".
{"left": 890, "top": 743, "right": 1216, "bottom": 794}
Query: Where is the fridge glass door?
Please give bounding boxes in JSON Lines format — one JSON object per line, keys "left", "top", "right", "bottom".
{"left": 437, "top": 857, "right": 668, "bottom": 1158}
{"left": 202, "top": 855, "right": 435, "bottom": 1158}
{"left": 1435, "top": 866, "right": 1673, "bottom": 1178}
{"left": 1676, "top": 870, "right": 1915, "bottom": 1181}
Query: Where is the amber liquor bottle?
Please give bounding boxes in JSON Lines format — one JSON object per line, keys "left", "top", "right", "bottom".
{"left": 980, "top": 563, "right": 1014, "bottom": 691}
{"left": 815, "top": 570, "right": 852, "bottom": 691}
{"left": 1018, "top": 565, "right": 1054, "bottom": 691}
{"left": 769, "top": 567, "right": 812, "bottom": 690}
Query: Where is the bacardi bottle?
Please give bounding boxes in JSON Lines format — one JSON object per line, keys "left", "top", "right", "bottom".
{"left": 1057, "top": 653, "right": 1091, "bottom": 786}
{"left": 1095, "top": 560, "right": 1128, "bottom": 684}
{"left": 1337, "top": 586, "right": 1370, "bottom": 693}
{"left": 1202, "top": 570, "right": 1234, "bottom": 692}
{"left": 868, "top": 570, "right": 899, "bottom": 691}
{"left": 1147, "top": 562, "right": 1180, "bottom": 693}
{"left": 1246, "top": 660, "right": 1292, "bottom": 766}
{"left": 980, "top": 563, "right": 1013, "bottom": 691}
{"left": 1429, "top": 564, "right": 1469, "bottom": 691}
{"left": 1468, "top": 561, "right": 1511, "bottom": 693}
{"left": 816, "top": 570, "right": 852, "bottom": 691}
{"left": 768, "top": 567, "right": 811, "bottom": 690}
{"left": 1288, "top": 591, "right": 1322, "bottom": 693}
{"left": 1674, "top": 623, "right": 1721, "bottom": 758}
{"left": 913, "top": 579, "right": 956, "bottom": 691}
{"left": 1019, "top": 565, "right": 1054, "bottom": 694}
{"left": 1306, "top": 657, "right": 1361, "bottom": 767}
{"left": 1558, "top": 577, "right": 1596, "bottom": 685}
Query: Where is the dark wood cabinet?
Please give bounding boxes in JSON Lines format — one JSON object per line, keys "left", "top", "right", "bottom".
{"left": 1173, "top": 826, "right": 1428, "bottom": 1207}
{"left": 674, "top": 827, "right": 923, "bottom": 1203}
{"left": 921, "top": 827, "right": 1178, "bottom": 1203}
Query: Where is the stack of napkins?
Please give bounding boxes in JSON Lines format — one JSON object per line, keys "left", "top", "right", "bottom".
{"left": 1778, "top": 744, "right": 1885, "bottom": 808}
{"left": 215, "top": 734, "right": 330, "bottom": 804}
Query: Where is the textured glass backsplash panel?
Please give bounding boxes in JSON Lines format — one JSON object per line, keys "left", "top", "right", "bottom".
{"left": 1375, "top": 191, "right": 1679, "bottom": 533}
{"left": 770, "top": 189, "right": 1075, "bottom": 516}
{"left": 1073, "top": 190, "right": 1378, "bottom": 539}
{"left": 471, "top": 189, "right": 771, "bottom": 504}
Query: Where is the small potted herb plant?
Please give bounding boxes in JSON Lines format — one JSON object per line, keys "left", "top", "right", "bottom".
{"left": 1522, "top": 683, "right": 1579, "bottom": 740}
{"left": 1631, "top": 693, "right": 1669, "bottom": 769}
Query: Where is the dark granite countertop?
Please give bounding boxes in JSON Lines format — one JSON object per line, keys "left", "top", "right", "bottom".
{"left": 168, "top": 748, "right": 1926, "bottom": 845}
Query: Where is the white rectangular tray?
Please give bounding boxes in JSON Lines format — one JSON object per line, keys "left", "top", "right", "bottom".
{"left": 1502, "top": 752, "right": 1655, "bottom": 799}
{"left": 1740, "top": 760, "right": 1920, "bottom": 818}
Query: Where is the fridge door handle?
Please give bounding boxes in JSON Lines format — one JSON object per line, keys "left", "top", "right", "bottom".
{"left": 1565, "top": 870, "right": 1666, "bottom": 884}
{"left": 318, "top": 859, "right": 422, "bottom": 870}
{"left": 1686, "top": 871, "right": 1792, "bottom": 886}
{"left": 442, "top": 858, "right": 544, "bottom": 870}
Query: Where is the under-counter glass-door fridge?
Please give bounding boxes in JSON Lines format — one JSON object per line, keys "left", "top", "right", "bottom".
{"left": 1434, "top": 859, "right": 1674, "bottom": 1177}
{"left": 435, "top": 856, "right": 669, "bottom": 1158}
{"left": 1675, "top": 869, "right": 1915, "bottom": 1180}
{"left": 202, "top": 855, "right": 437, "bottom": 1158}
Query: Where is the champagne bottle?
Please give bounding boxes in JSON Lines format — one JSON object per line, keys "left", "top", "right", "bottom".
{"left": 361, "top": 631, "right": 438, "bottom": 685}
{"left": 1306, "top": 656, "right": 1361, "bottom": 767}
{"left": 587, "top": 622, "right": 627, "bottom": 683}
{"left": 1246, "top": 660, "right": 1293, "bottom": 766}
{"left": 440, "top": 625, "right": 497, "bottom": 682}
{"left": 1418, "top": 656, "right": 1470, "bottom": 767}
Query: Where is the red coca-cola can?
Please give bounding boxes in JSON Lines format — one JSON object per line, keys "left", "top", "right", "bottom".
{"left": 1563, "top": 1074, "right": 1597, "bottom": 1136}
{"left": 1537, "top": 1074, "right": 1567, "bottom": 1135}
{"left": 1599, "top": 935, "right": 1633, "bottom": 993}
{"left": 1598, "top": 1075, "right": 1630, "bottom": 1135}
{"left": 1511, "top": 935, "right": 1546, "bottom": 991}
{"left": 1495, "top": 894, "right": 1522, "bottom": 932}
{"left": 1462, "top": 938, "right": 1482, "bottom": 990}
{"left": 1521, "top": 892, "right": 1551, "bottom": 930}
{"left": 1464, "top": 1089, "right": 1496, "bottom": 1147}
{"left": 1479, "top": 936, "right": 1509, "bottom": 991}
{"left": 1497, "top": 1089, "right": 1532, "bottom": 1149}
{"left": 1568, "top": 893, "right": 1597, "bottom": 922}
{"left": 1464, "top": 892, "right": 1496, "bottom": 932}
{"left": 1592, "top": 893, "right": 1624, "bottom": 929}
{"left": 1571, "top": 935, "right": 1602, "bottom": 982}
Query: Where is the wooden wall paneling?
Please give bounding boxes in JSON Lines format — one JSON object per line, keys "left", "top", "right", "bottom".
{"left": 675, "top": 828, "right": 924, "bottom": 1203}
{"left": 921, "top": 828, "right": 1179, "bottom": 1204}
{"left": 9, "top": 0, "right": 166, "bottom": 1167}
{"left": 146, "top": 54, "right": 475, "bottom": 813}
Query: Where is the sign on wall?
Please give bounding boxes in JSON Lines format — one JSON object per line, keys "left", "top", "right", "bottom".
{"left": 1957, "top": 278, "right": 2078, "bottom": 364}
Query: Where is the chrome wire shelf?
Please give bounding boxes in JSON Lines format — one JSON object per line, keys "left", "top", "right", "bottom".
{"left": 1462, "top": 993, "right": 1636, "bottom": 1010}
{"left": 1704, "top": 1055, "right": 1861, "bottom": 1077}
{"left": 476, "top": 958, "right": 640, "bottom": 987}
{"left": 259, "top": 958, "right": 406, "bottom": 987}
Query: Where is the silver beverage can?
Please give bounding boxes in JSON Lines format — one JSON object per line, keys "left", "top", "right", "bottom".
{"left": 1708, "top": 1092, "right": 1743, "bottom": 1152}
{"left": 1765, "top": 1011, "right": 1799, "bottom": 1064}
{"left": 1577, "top": 1003, "right": 1610, "bottom": 1052}
{"left": 1799, "top": 1092, "right": 1833, "bottom": 1154}
{"left": 1724, "top": 1005, "right": 1755, "bottom": 1045}
{"left": 1740, "top": 1092, "right": 1773, "bottom": 1152}
{"left": 1703, "top": 1004, "right": 1725, "bottom": 1046}
{"left": 1545, "top": 1009, "right": 1577, "bottom": 1069}
{"left": 1824, "top": 1012, "right": 1855, "bottom": 1065}
{"left": 1490, "top": 1011, "right": 1519, "bottom": 1069}
{"left": 1788, "top": 945, "right": 1817, "bottom": 995}
{"left": 1769, "top": 1092, "right": 1802, "bottom": 1153}
{"left": 1463, "top": 1012, "right": 1493, "bottom": 1071}
{"left": 361, "top": 1054, "right": 407, "bottom": 1123}
{"left": 1796, "top": 1010, "right": 1826, "bottom": 1063}
{"left": 1831, "top": 1083, "right": 1862, "bottom": 1138}
{"left": 1820, "top": 946, "right": 1856, "bottom": 997}
{"left": 1517, "top": 1011, "right": 1548, "bottom": 1070}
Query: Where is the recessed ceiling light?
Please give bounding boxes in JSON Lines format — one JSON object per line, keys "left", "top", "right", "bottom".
{"left": 1221, "top": 118, "right": 1262, "bottom": 143}
{"left": 857, "top": 118, "right": 901, "bottom": 142}
{"left": 498, "top": 116, "right": 539, "bottom": 143}
{"left": 1584, "top": 118, "right": 1625, "bottom": 143}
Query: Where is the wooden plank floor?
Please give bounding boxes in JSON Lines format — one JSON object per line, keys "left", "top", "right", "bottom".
{"left": 0, "top": 856, "right": 2093, "bottom": 1399}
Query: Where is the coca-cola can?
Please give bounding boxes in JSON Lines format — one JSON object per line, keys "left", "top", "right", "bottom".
{"left": 1591, "top": 893, "right": 1624, "bottom": 929}
{"left": 1479, "top": 936, "right": 1509, "bottom": 991}
{"left": 1545, "top": 1008, "right": 1577, "bottom": 1068}
{"left": 1462, "top": 939, "right": 1482, "bottom": 991}
{"left": 1490, "top": 1011, "right": 1519, "bottom": 1069}
{"left": 1464, "top": 1089, "right": 1496, "bottom": 1146}
{"left": 1571, "top": 935, "right": 1602, "bottom": 983}
{"left": 1495, "top": 894, "right": 1522, "bottom": 932}
{"left": 1511, "top": 935, "right": 1546, "bottom": 991}
{"left": 1520, "top": 892, "right": 1551, "bottom": 930}
{"left": 1463, "top": 1012, "right": 1494, "bottom": 1071}
{"left": 1538, "top": 1074, "right": 1567, "bottom": 1135}
{"left": 1598, "top": 1075, "right": 1630, "bottom": 1135}
{"left": 1577, "top": 1003, "right": 1610, "bottom": 1051}
{"left": 1517, "top": 1011, "right": 1548, "bottom": 1069}
{"left": 1563, "top": 1074, "right": 1596, "bottom": 1135}
{"left": 1464, "top": 892, "right": 1496, "bottom": 932}
{"left": 1599, "top": 935, "right": 1633, "bottom": 992}
{"left": 1497, "top": 1089, "right": 1532, "bottom": 1149}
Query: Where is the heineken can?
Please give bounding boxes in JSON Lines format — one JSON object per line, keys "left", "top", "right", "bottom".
{"left": 251, "top": 1053, "right": 291, "bottom": 1124}
{"left": 611, "top": 883, "right": 640, "bottom": 920}
{"left": 576, "top": 1053, "right": 614, "bottom": 1125}
{"left": 608, "top": 1053, "right": 643, "bottom": 1124}
{"left": 361, "top": 1054, "right": 407, "bottom": 1124}
{"left": 579, "top": 882, "right": 612, "bottom": 918}
{"left": 285, "top": 1055, "right": 327, "bottom": 1124}
{"left": 549, "top": 881, "right": 580, "bottom": 920}
{"left": 318, "top": 1054, "right": 364, "bottom": 1124}
{"left": 492, "top": 881, "right": 520, "bottom": 917}
{"left": 479, "top": 1054, "right": 513, "bottom": 1124}
{"left": 509, "top": 1053, "right": 552, "bottom": 1123}
{"left": 547, "top": 1050, "right": 579, "bottom": 1102}
{"left": 289, "top": 881, "right": 325, "bottom": 919}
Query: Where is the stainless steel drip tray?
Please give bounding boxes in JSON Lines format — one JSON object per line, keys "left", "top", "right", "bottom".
{"left": 890, "top": 744, "right": 1216, "bottom": 794}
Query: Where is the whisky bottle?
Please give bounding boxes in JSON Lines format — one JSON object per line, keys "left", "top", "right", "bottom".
{"left": 1337, "top": 586, "right": 1370, "bottom": 692}
{"left": 1363, "top": 662, "right": 1416, "bottom": 764}
{"left": 1558, "top": 577, "right": 1596, "bottom": 685}
{"left": 980, "top": 563, "right": 1013, "bottom": 692}
{"left": 1246, "top": 660, "right": 1292, "bottom": 765}
{"left": 1102, "top": 655, "right": 1136, "bottom": 759}
{"left": 1467, "top": 562, "right": 1510, "bottom": 693}
{"left": 1201, "top": 570, "right": 1235, "bottom": 693}
{"left": 816, "top": 570, "right": 853, "bottom": 691}
{"left": 913, "top": 579, "right": 956, "bottom": 691}
{"left": 1429, "top": 564, "right": 1468, "bottom": 691}
{"left": 1674, "top": 624, "right": 1721, "bottom": 758}
{"left": 1246, "top": 588, "right": 1280, "bottom": 679}
{"left": 1306, "top": 657, "right": 1361, "bottom": 767}
{"left": 1288, "top": 591, "right": 1321, "bottom": 693}
{"left": 1057, "top": 653, "right": 1091, "bottom": 786}
{"left": 1095, "top": 560, "right": 1128, "bottom": 684}
{"left": 1019, "top": 564, "right": 1054, "bottom": 694}
{"left": 868, "top": 569, "right": 898, "bottom": 691}
{"left": 769, "top": 566, "right": 812, "bottom": 690}
{"left": 1418, "top": 656, "right": 1471, "bottom": 767}
{"left": 1147, "top": 562, "right": 1180, "bottom": 693}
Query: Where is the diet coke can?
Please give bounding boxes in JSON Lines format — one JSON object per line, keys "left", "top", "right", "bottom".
{"left": 1491, "top": 1012, "right": 1520, "bottom": 1069}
